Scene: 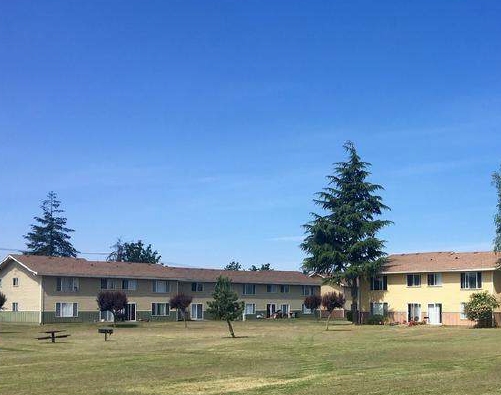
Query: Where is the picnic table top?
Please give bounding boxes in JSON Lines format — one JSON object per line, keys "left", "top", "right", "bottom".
{"left": 40, "top": 330, "right": 65, "bottom": 334}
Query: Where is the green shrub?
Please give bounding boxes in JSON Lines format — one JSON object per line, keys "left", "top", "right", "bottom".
{"left": 367, "top": 314, "right": 385, "bottom": 325}
{"left": 464, "top": 291, "right": 500, "bottom": 328}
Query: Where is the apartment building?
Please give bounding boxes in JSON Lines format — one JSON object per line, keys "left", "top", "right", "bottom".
{"left": 0, "top": 254, "right": 320, "bottom": 323}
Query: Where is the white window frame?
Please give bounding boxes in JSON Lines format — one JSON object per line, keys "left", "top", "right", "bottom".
{"left": 407, "top": 274, "right": 421, "bottom": 287}
{"left": 370, "top": 276, "right": 387, "bottom": 291}
{"left": 370, "top": 302, "right": 388, "bottom": 316}
{"left": 122, "top": 279, "right": 137, "bottom": 291}
{"left": 280, "top": 304, "right": 290, "bottom": 315}
{"left": 13, "top": 277, "right": 19, "bottom": 287}
{"left": 55, "top": 302, "right": 78, "bottom": 318}
{"left": 266, "top": 284, "right": 278, "bottom": 293}
{"left": 12, "top": 302, "right": 19, "bottom": 312}
{"left": 302, "top": 304, "right": 313, "bottom": 314}
{"left": 407, "top": 303, "right": 421, "bottom": 321}
{"left": 460, "top": 302, "right": 467, "bottom": 320}
{"left": 427, "top": 273, "right": 442, "bottom": 287}
{"left": 243, "top": 284, "right": 256, "bottom": 295}
{"left": 151, "top": 303, "right": 170, "bottom": 316}
{"left": 100, "top": 310, "right": 114, "bottom": 322}
{"left": 153, "top": 280, "right": 169, "bottom": 293}
{"left": 100, "top": 278, "right": 118, "bottom": 290}
{"left": 461, "top": 272, "right": 482, "bottom": 289}
{"left": 302, "top": 285, "right": 314, "bottom": 296}
{"left": 280, "top": 285, "right": 290, "bottom": 293}
{"left": 57, "top": 277, "right": 80, "bottom": 292}
{"left": 191, "top": 282, "right": 204, "bottom": 292}
{"left": 190, "top": 303, "right": 203, "bottom": 320}
{"left": 244, "top": 303, "right": 256, "bottom": 315}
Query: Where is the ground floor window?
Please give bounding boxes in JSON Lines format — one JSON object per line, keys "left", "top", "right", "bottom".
{"left": 191, "top": 303, "right": 203, "bottom": 320}
{"left": 302, "top": 304, "right": 313, "bottom": 314}
{"left": 244, "top": 303, "right": 256, "bottom": 315}
{"left": 100, "top": 310, "right": 114, "bottom": 321}
{"left": 460, "top": 303, "right": 467, "bottom": 320}
{"left": 56, "top": 302, "right": 78, "bottom": 318}
{"left": 152, "top": 303, "right": 170, "bottom": 316}
{"left": 12, "top": 302, "right": 19, "bottom": 312}
{"left": 370, "top": 302, "right": 388, "bottom": 316}
{"left": 407, "top": 303, "right": 421, "bottom": 322}
{"left": 281, "top": 304, "right": 290, "bottom": 315}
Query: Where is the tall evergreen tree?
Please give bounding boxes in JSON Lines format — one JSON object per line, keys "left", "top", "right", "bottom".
{"left": 24, "top": 191, "right": 78, "bottom": 257}
{"left": 492, "top": 166, "right": 501, "bottom": 253}
{"left": 301, "top": 141, "right": 391, "bottom": 323}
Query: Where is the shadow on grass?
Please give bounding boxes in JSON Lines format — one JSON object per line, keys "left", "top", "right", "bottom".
{"left": 0, "top": 331, "right": 21, "bottom": 334}
{"left": 114, "top": 323, "right": 139, "bottom": 328}
{"left": 324, "top": 328, "right": 353, "bottom": 332}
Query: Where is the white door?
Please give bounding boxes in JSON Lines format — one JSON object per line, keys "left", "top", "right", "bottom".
{"left": 428, "top": 303, "right": 442, "bottom": 325}
{"left": 191, "top": 303, "right": 203, "bottom": 320}
{"left": 125, "top": 303, "right": 136, "bottom": 321}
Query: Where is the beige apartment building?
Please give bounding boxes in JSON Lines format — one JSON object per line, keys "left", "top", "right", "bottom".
{"left": 0, "top": 254, "right": 321, "bottom": 324}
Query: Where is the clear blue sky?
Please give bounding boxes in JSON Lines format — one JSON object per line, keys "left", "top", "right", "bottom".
{"left": 1, "top": 1, "right": 500, "bottom": 270}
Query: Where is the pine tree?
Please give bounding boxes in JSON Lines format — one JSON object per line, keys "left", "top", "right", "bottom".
{"left": 24, "top": 191, "right": 78, "bottom": 257}
{"left": 492, "top": 166, "right": 501, "bottom": 253}
{"left": 301, "top": 141, "right": 391, "bottom": 324}
{"left": 206, "top": 276, "right": 244, "bottom": 338}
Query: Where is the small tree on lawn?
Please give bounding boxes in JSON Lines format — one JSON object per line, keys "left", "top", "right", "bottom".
{"left": 464, "top": 291, "right": 500, "bottom": 328}
{"left": 0, "top": 292, "right": 6, "bottom": 311}
{"left": 170, "top": 294, "right": 193, "bottom": 328}
{"left": 304, "top": 295, "right": 322, "bottom": 320}
{"left": 97, "top": 291, "right": 128, "bottom": 326}
{"left": 206, "top": 276, "right": 244, "bottom": 338}
{"left": 322, "top": 292, "right": 345, "bottom": 330}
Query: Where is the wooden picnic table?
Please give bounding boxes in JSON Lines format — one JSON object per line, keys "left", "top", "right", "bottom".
{"left": 98, "top": 327, "right": 114, "bottom": 341}
{"left": 37, "top": 330, "right": 70, "bottom": 343}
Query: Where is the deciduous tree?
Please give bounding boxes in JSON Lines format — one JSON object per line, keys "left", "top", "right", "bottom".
{"left": 97, "top": 291, "right": 128, "bottom": 325}
{"left": 464, "top": 291, "right": 500, "bottom": 328}
{"left": 248, "top": 263, "right": 273, "bottom": 271}
{"left": 170, "top": 294, "right": 193, "bottom": 328}
{"left": 224, "top": 261, "right": 242, "bottom": 271}
{"left": 322, "top": 292, "right": 346, "bottom": 330}
{"left": 301, "top": 142, "right": 391, "bottom": 324}
{"left": 206, "top": 276, "right": 244, "bottom": 338}
{"left": 304, "top": 295, "right": 322, "bottom": 320}
{"left": 107, "top": 239, "right": 161, "bottom": 264}
{"left": 24, "top": 191, "right": 78, "bottom": 257}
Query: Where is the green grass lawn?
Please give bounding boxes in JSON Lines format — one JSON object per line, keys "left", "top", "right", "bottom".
{"left": 1, "top": 319, "right": 501, "bottom": 395}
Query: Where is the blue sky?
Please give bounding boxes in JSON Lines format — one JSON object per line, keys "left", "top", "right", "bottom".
{"left": 1, "top": 1, "right": 500, "bottom": 270}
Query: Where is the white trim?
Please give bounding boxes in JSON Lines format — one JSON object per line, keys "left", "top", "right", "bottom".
{"left": 382, "top": 268, "right": 497, "bottom": 274}
{"left": 0, "top": 255, "right": 38, "bottom": 275}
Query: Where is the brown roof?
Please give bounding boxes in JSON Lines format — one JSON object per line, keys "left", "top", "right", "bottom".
{"left": 2, "top": 254, "right": 320, "bottom": 285}
{"left": 382, "top": 251, "right": 501, "bottom": 273}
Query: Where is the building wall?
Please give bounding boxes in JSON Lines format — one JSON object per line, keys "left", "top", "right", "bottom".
{"left": 360, "top": 271, "right": 495, "bottom": 325}
{"left": 0, "top": 260, "right": 41, "bottom": 323}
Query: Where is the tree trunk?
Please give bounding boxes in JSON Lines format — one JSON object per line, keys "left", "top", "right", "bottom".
{"left": 350, "top": 277, "right": 360, "bottom": 325}
{"left": 226, "top": 320, "right": 236, "bottom": 338}
{"left": 182, "top": 309, "right": 187, "bottom": 328}
{"left": 325, "top": 310, "right": 332, "bottom": 331}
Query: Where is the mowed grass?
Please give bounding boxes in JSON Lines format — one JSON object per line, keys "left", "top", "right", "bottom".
{"left": 2, "top": 320, "right": 501, "bottom": 395}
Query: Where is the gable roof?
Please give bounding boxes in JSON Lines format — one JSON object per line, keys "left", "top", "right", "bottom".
{"left": 382, "top": 251, "right": 500, "bottom": 273}
{"left": 0, "top": 254, "right": 320, "bottom": 286}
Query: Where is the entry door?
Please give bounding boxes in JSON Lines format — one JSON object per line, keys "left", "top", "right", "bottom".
{"left": 191, "top": 304, "right": 203, "bottom": 320}
{"left": 428, "top": 303, "right": 442, "bottom": 325}
{"left": 125, "top": 303, "right": 136, "bottom": 321}
{"left": 266, "top": 303, "right": 276, "bottom": 318}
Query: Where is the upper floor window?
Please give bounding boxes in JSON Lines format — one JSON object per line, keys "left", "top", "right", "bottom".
{"left": 12, "top": 302, "right": 19, "bottom": 312}
{"left": 57, "top": 277, "right": 79, "bottom": 292}
{"left": 243, "top": 284, "right": 256, "bottom": 295}
{"left": 13, "top": 278, "right": 19, "bottom": 287}
{"left": 302, "top": 285, "right": 315, "bottom": 296}
{"left": 191, "top": 282, "right": 204, "bottom": 292}
{"left": 280, "top": 285, "right": 290, "bottom": 293}
{"left": 407, "top": 274, "right": 421, "bottom": 287}
{"left": 370, "top": 276, "right": 387, "bottom": 291}
{"left": 122, "top": 279, "right": 137, "bottom": 291}
{"left": 427, "top": 273, "right": 442, "bottom": 286}
{"left": 153, "top": 280, "right": 169, "bottom": 293}
{"left": 100, "top": 278, "right": 120, "bottom": 290}
{"left": 461, "top": 272, "right": 482, "bottom": 289}
{"left": 266, "top": 284, "right": 278, "bottom": 293}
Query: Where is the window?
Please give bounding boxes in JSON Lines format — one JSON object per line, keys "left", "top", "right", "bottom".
{"left": 13, "top": 277, "right": 19, "bottom": 287}
{"left": 267, "top": 284, "right": 278, "bottom": 293}
{"left": 407, "top": 274, "right": 421, "bottom": 287}
{"left": 461, "top": 272, "right": 482, "bottom": 289}
{"left": 191, "top": 282, "right": 204, "bottom": 292}
{"left": 460, "top": 303, "right": 467, "bottom": 320}
{"left": 100, "top": 278, "right": 118, "bottom": 290}
{"left": 12, "top": 302, "right": 19, "bottom": 312}
{"left": 281, "top": 304, "right": 290, "bottom": 315}
{"left": 151, "top": 303, "right": 169, "bottom": 316}
{"left": 370, "top": 302, "right": 388, "bottom": 316}
{"left": 56, "top": 277, "right": 79, "bottom": 292}
{"left": 302, "top": 285, "right": 315, "bottom": 296}
{"left": 153, "top": 280, "right": 169, "bottom": 293}
{"left": 280, "top": 285, "right": 290, "bottom": 293}
{"left": 244, "top": 303, "right": 256, "bottom": 315}
{"left": 302, "top": 304, "right": 313, "bottom": 314}
{"left": 122, "top": 279, "right": 137, "bottom": 290}
{"left": 243, "top": 284, "right": 256, "bottom": 295}
{"left": 427, "top": 273, "right": 442, "bottom": 287}
{"left": 407, "top": 303, "right": 421, "bottom": 322}
{"left": 100, "top": 310, "right": 114, "bottom": 322}
{"left": 55, "top": 302, "right": 78, "bottom": 318}
{"left": 370, "top": 276, "right": 387, "bottom": 291}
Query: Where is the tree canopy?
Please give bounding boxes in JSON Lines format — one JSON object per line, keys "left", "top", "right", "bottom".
{"left": 464, "top": 291, "right": 499, "bottom": 328}
{"left": 206, "top": 276, "right": 244, "bottom": 338}
{"left": 97, "top": 290, "right": 128, "bottom": 324}
{"left": 0, "top": 292, "right": 6, "bottom": 310}
{"left": 107, "top": 239, "right": 161, "bottom": 264}
{"left": 321, "top": 292, "right": 346, "bottom": 330}
{"left": 224, "top": 261, "right": 242, "bottom": 271}
{"left": 169, "top": 293, "right": 193, "bottom": 328}
{"left": 248, "top": 263, "right": 273, "bottom": 271}
{"left": 24, "top": 191, "right": 78, "bottom": 257}
{"left": 301, "top": 141, "right": 391, "bottom": 323}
